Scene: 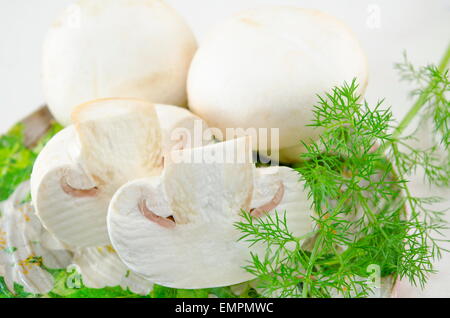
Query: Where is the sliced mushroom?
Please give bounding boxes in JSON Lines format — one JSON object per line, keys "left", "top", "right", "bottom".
{"left": 250, "top": 181, "right": 285, "bottom": 218}
{"left": 30, "top": 99, "right": 163, "bottom": 248}
{"left": 138, "top": 200, "right": 176, "bottom": 229}
{"left": 108, "top": 138, "right": 313, "bottom": 289}
{"left": 155, "top": 104, "right": 211, "bottom": 163}
{"left": 251, "top": 166, "right": 313, "bottom": 237}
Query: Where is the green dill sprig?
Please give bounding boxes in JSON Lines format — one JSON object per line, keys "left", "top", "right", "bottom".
{"left": 237, "top": 46, "right": 450, "bottom": 297}
{"left": 236, "top": 211, "right": 309, "bottom": 298}
{"left": 392, "top": 48, "right": 450, "bottom": 186}
{"left": 394, "top": 45, "right": 449, "bottom": 143}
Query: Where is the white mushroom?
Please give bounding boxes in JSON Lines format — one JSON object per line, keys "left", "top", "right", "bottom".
{"left": 155, "top": 104, "right": 211, "bottom": 159}
{"left": 108, "top": 138, "right": 313, "bottom": 289}
{"left": 187, "top": 6, "right": 368, "bottom": 163}
{"left": 43, "top": 0, "right": 197, "bottom": 125}
{"left": 252, "top": 166, "right": 313, "bottom": 237}
{"left": 30, "top": 99, "right": 163, "bottom": 248}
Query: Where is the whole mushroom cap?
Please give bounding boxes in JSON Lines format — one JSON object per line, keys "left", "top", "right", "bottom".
{"left": 43, "top": 0, "right": 197, "bottom": 126}
{"left": 188, "top": 6, "right": 368, "bottom": 162}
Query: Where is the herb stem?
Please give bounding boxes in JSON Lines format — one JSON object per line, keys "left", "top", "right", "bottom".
{"left": 390, "top": 43, "right": 450, "bottom": 141}
{"left": 303, "top": 234, "right": 323, "bottom": 298}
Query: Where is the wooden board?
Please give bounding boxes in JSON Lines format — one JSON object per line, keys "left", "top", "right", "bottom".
{"left": 19, "top": 106, "right": 54, "bottom": 148}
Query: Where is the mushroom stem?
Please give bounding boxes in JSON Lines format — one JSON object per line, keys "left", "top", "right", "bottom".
{"left": 60, "top": 176, "right": 99, "bottom": 198}
{"left": 138, "top": 199, "right": 176, "bottom": 229}
{"left": 250, "top": 182, "right": 285, "bottom": 218}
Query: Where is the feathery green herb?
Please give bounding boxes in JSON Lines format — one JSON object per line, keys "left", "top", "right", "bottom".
{"left": 237, "top": 46, "right": 450, "bottom": 298}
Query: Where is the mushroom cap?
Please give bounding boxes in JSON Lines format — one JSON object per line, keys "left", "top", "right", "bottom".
{"left": 30, "top": 98, "right": 162, "bottom": 248}
{"left": 108, "top": 138, "right": 312, "bottom": 289}
{"left": 44, "top": 0, "right": 197, "bottom": 125}
{"left": 188, "top": 6, "right": 368, "bottom": 161}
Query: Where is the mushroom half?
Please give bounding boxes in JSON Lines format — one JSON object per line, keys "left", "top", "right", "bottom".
{"left": 155, "top": 104, "right": 211, "bottom": 159}
{"left": 30, "top": 99, "right": 163, "bottom": 248}
{"left": 108, "top": 137, "right": 313, "bottom": 289}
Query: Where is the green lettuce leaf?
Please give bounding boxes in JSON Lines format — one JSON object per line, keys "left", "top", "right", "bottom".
{"left": 48, "top": 269, "right": 148, "bottom": 298}
{"left": 0, "top": 123, "right": 62, "bottom": 201}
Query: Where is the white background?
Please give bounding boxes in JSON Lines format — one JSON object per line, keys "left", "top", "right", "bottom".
{"left": 0, "top": 0, "right": 449, "bottom": 297}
